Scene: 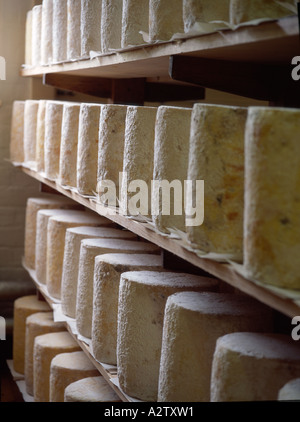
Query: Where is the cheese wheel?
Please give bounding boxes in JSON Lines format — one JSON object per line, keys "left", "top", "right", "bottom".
{"left": 101, "top": 0, "right": 122, "bottom": 53}
{"left": 278, "top": 378, "right": 300, "bottom": 401}
{"left": 10, "top": 101, "right": 25, "bottom": 163}
{"left": 31, "top": 5, "right": 42, "bottom": 66}
{"left": 64, "top": 376, "right": 120, "bottom": 402}
{"left": 44, "top": 101, "right": 65, "bottom": 180}
{"left": 121, "top": 0, "right": 149, "bottom": 48}
{"left": 92, "top": 253, "right": 164, "bottom": 365}
{"left": 211, "top": 332, "right": 300, "bottom": 402}
{"left": 24, "top": 311, "right": 66, "bottom": 396}
{"left": 120, "top": 106, "right": 157, "bottom": 217}
{"left": 158, "top": 291, "right": 273, "bottom": 402}
{"left": 77, "top": 103, "right": 102, "bottom": 196}
{"left": 46, "top": 210, "right": 110, "bottom": 299}
{"left": 50, "top": 351, "right": 99, "bottom": 402}
{"left": 35, "top": 207, "right": 84, "bottom": 284}
{"left": 33, "top": 331, "right": 80, "bottom": 402}
{"left": 13, "top": 295, "right": 51, "bottom": 374}
{"left": 244, "top": 107, "right": 300, "bottom": 289}
{"left": 186, "top": 104, "right": 247, "bottom": 258}
{"left": 81, "top": 0, "right": 102, "bottom": 58}
{"left": 23, "top": 100, "right": 39, "bottom": 165}
{"left": 149, "top": 0, "right": 184, "bottom": 42}
{"left": 152, "top": 106, "right": 192, "bottom": 234}
{"left": 230, "top": 0, "right": 296, "bottom": 26}
{"left": 25, "top": 10, "right": 32, "bottom": 66}
{"left": 58, "top": 102, "right": 81, "bottom": 187}
{"left": 183, "top": 0, "right": 230, "bottom": 33}
{"left": 41, "top": 0, "right": 53, "bottom": 65}
{"left": 76, "top": 239, "right": 161, "bottom": 339}
{"left": 67, "top": 0, "right": 81, "bottom": 61}
{"left": 97, "top": 105, "right": 127, "bottom": 205}
{"left": 36, "top": 100, "right": 47, "bottom": 173}
{"left": 117, "top": 272, "right": 220, "bottom": 401}
{"left": 61, "top": 226, "right": 137, "bottom": 318}
{"left": 52, "top": 0, "right": 68, "bottom": 63}
{"left": 24, "top": 195, "right": 77, "bottom": 270}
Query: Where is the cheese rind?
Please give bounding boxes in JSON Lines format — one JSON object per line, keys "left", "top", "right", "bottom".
{"left": 31, "top": 5, "right": 42, "bottom": 66}
{"left": 101, "top": 0, "right": 122, "bottom": 53}
{"left": 67, "top": 0, "right": 81, "bottom": 60}
{"left": 149, "top": 0, "right": 184, "bottom": 42}
{"left": 52, "top": 0, "right": 68, "bottom": 62}
{"left": 117, "top": 272, "right": 219, "bottom": 401}
{"left": 211, "top": 332, "right": 300, "bottom": 402}
{"left": 10, "top": 101, "right": 25, "bottom": 163}
{"left": 25, "top": 10, "right": 32, "bottom": 66}
{"left": 64, "top": 376, "right": 120, "bottom": 402}
{"left": 23, "top": 100, "right": 39, "bottom": 165}
{"left": 121, "top": 0, "right": 149, "bottom": 47}
{"left": 183, "top": 0, "right": 230, "bottom": 32}
{"left": 81, "top": 0, "right": 102, "bottom": 57}
{"left": 278, "top": 378, "right": 300, "bottom": 401}
{"left": 41, "top": 0, "right": 53, "bottom": 65}
{"left": 36, "top": 100, "right": 47, "bottom": 172}
{"left": 158, "top": 292, "right": 273, "bottom": 402}
{"left": 91, "top": 253, "right": 164, "bottom": 365}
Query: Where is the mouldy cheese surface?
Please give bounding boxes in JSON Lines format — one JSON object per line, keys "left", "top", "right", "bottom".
{"left": 152, "top": 106, "right": 192, "bottom": 234}
{"left": 81, "top": 0, "right": 102, "bottom": 58}
{"left": 158, "top": 291, "right": 273, "bottom": 402}
{"left": 120, "top": 106, "right": 157, "bottom": 217}
{"left": 13, "top": 295, "right": 51, "bottom": 375}
{"left": 211, "top": 332, "right": 300, "bottom": 402}
{"left": 52, "top": 0, "right": 68, "bottom": 62}
{"left": 10, "top": 101, "right": 25, "bottom": 163}
{"left": 76, "top": 239, "right": 161, "bottom": 339}
{"left": 24, "top": 312, "right": 65, "bottom": 396}
{"left": 183, "top": 0, "right": 230, "bottom": 33}
{"left": 121, "top": 0, "right": 149, "bottom": 48}
{"left": 31, "top": 5, "right": 42, "bottom": 67}
{"left": 67, "top": 0, "right": 81, "bottom": 61}
{"left": 97, "top": 105, "right": 127, "bottom": 205}
{"left": 278, "top": 378, "right": 300, "bottom": 401}
{"left": 36, "top": 100, "right": 47, "bottom": 173}
{"left": 101, "top": 0, "right": 122, "bottom": 53}
{"left": 186, "top": 104, "right": 247, "bottom": 259}
{"left": 149, "top": 0, "right": 184, "bottom": 42}
{"left": 33, "top": 331, "right": 80, "bottom": 402}
{"left": 77, "top": 103, "right": 102, "bottom": 196}
{"left": 91, "top": 253, "right": 164, "bottom": 365}
{"left": 41, "top": 0, "right": 53, "bottom": 65}
{"left": 64, "top": 376, "right": 120, "bottom": 402}
{"left": 117, "top": 272, "right": 219, "bottom": 401}
{"left": 46, "top": 210, "right": 110, "bottom": 299}
{"left": 24, "top": 195, "right": 78, "bottom": 270}
{"left": 23, "top": 100, "right": 39, "bottom": 165}
{"left": 49, "top": 351, "right": 99, "bottom": 402}
{"left": 25, "top": 10, "right": 32, "bottom": 66}
{"left": 244, "top": 107, "right": 300, "bottom": 289}
{"left": 61, "top": 226, "right": 136, "bottom": 319}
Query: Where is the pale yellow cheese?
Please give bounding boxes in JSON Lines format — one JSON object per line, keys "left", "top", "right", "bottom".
{"left": 117, "top": 272, "right": 219, "bottom": 401}
{"left": 101, "top": 0, "right": 122, "bottom": 53}
{"left": 23, "top": 100, "right": 39, "bottom": 165}
{"left": 13, "top": 295, "right": 51, "bottom": 375}
{"left": 64, "top": 376, "right": 120, "bottom": 402}
{"left": 149, "top": 0, "right": 184, "bottom": 42}
{"left": 10, "top": 101, "right": 25, "bottom": 163}
{"left": 121, "top": 0, "right": 149, "bottom": 48}
{"left": 25, "top": 10, "right": 32, "bottom": 66}
{"left": 52, "top": 0, "right": 68, "bottom": 62}
{"left": 41, "top": 0, "right": 53, "bottom": 65}
{"left": 81, "top": 0, "right": 102, "bottom": 58}
{"left": 183, "top": 0, "right": 230, "bottom": 33}
{"left": 278, "top": 378, "right": 300, "bottom": 401}
{"left": 36, "top": 100, "right": 47, "bottom": 173}
{"left": 31, "top": 5, "right": 42, "bottom": 66}
{"left": 67, "top": 0, "right": 81, "bottom": 61}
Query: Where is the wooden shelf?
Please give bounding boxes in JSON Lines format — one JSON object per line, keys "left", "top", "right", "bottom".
{"left": 19, "top": 165, "right": 300, "bottom": 320}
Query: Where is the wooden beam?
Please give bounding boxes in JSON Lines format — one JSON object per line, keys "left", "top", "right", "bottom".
{"left": 145, "top": 82, "right": 205, "bottom": 102}
{"left": 110, "top": 78, "right": 146, "bottom": 105}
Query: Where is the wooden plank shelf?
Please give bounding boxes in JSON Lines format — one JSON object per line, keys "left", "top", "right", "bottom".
{"left": 20, "top": 165, "right": 300, "bottom": 320}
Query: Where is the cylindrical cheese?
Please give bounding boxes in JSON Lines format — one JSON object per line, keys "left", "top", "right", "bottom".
{"left": 149, "top": 0, "right": 184, "bottom": 42}
{"left": 186, "top": 104, "right": 247, "bottom": 259}
{"left": 158, "top": 292, "right": 273, "bottom": 402}
{"left": 25, "top": 10, "right": 32, "bottom": 66}
{"left": 24, "top": 195, "right": 78, "bottom": 270}
{"left": 67, "top": 0, "right": 81, "bottom": 61}
{"left": 46, "top": 210, "right": 110, "bottom": 299}
{"left": 120, "top": 106, "right": 157, "bottom": 217}
{"left": 58, "top": 102, "right": 81, "bottom": 187}
{"left": 31, "top": 5, "right": 42, "bottom": 66}
{"left": 244, "top": 107, "right": 300, "bottom": 289}
{"left": 77, "top": 103, "right": 102, "bottom": 196}
{"left": 97, "top": 105, "right": 127, "bottom": 205}
{"left": 50, "top": 351, "right": 99, "bottom": 402}
{"left": 211, "top": 332, "right": 300, "bottom": 402}
{"left": 61, "top": 226, "right": 137, "bottom": 318}
{"left": 33, "top": 331, "right": 80, "bottom": 402}
{"left": 76, "top": 239, "right": 161, "bottom": 339}
{"left": 10, "top": 101, "right": 25, "bottom": 163}
{"left": 35, "top": 207, "right": 84, "bottom": 284}
{"left": 52, "top": 0, "right": 68, "bottom": 63}
{"left": 13, "top": 295, "right": 51, "bottom": 374}
{"left": 24, "top": 311, "right": 66, "bottom": 396}
{"left": 121, "top": 0, "right": 149, "bottom": 48}
{"left": 91, "top": 253, "right": 164, "bottom": 365}
{"left": 41, "top": 0, "right": 53, "bottom": 65}
{"left": 101, "top": 0, "right": 122, "bottom": 53}
{"left": 44, "top": 101, "right": 65, "bottom": 181}
{"left": 81, "top": 0, "right": 102, "bottom": 58}
{"left": 278, "top": 378, "right": 300, "bottom": 401}
{"left": 64, "top": 376, "right": 120, "bottom": 402}
{"left": 152, "top": 106, "right": 192, "bottom": 234}
{"left": 36, "top": 100, "right": 47, "bottom": 173}
{"left": 183, "top": 0, "right": 230, "bottom": 33}
{"left": 117, "top": 272, "right": 220, "bottom": 401}
{"left": 23, "top": 100, "right": 39, "bottom": 165}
